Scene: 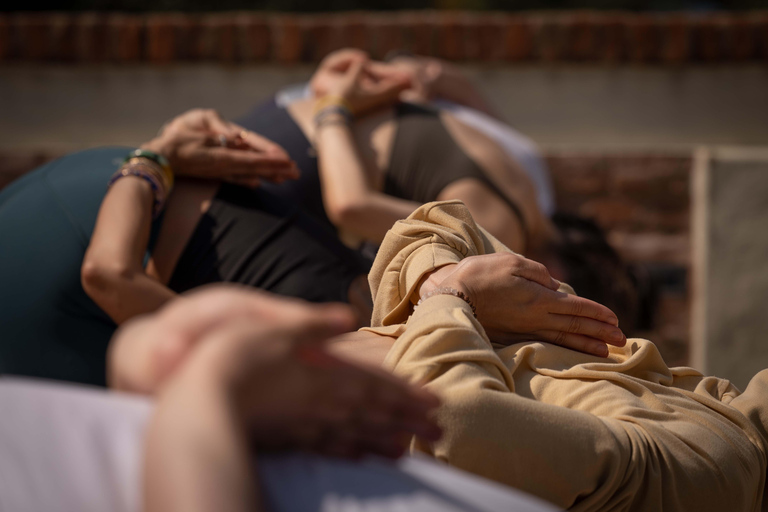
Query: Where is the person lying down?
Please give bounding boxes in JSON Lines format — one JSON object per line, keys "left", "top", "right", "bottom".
{"left": 112, "top": 201, "right": 768, "bottom": 511}
{"left": 329, "top": 200, "right": 768, "bottom": 512}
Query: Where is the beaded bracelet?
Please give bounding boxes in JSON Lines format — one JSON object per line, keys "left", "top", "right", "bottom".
{"left": 416, "top": 287, "right": 477, "bottom": 318}
{"left": 314, "top": 105, "right": 353, "bottom": 129}
{"left": 313, "top": 95, "right": 354, "bottom": 116}
{"left": 123, "top": 149, "right": 174, "bottom": 191}
{"left": 108, "top": 159, "right": 169, "bottom": 219}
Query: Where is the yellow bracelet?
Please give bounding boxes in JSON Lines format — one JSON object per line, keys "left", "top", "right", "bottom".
{"left": 126, "top": 157, "right": 173, "bottom": 193}
{"left": 313, "top": 95, "right": 354, "bottom": 117}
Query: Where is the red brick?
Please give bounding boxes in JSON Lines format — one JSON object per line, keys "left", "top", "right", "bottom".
{"left": 106, "top": 15, "right": 142, "bottom": 62}
{"left": 195, "top": 17, "right": 217, "bottom": 61}
{"left": 611, "top": 158, "right": 690, "bottom": 213}
{"left": 302, "top": 17, "right": 335, "bottom": 62}
{"left": 210, "top": 15, "right": 237, "bottom": 62}
{"left": 14, "top": 14, "right": 51, "bottom": 61}
{"left": 758, "top": 15, "right": 768, "bottom": 61}
{"left": 660, "top": 16, "right": 690, "bottom": 64}
{"left": 401, "top": 14, "right": 435, "bottom": 56}
{"left": 625, "top": 15, "right": 659, "bottom": 63}
{"left": 146, "top": 15, "right": 177, "bottom": 64}
{"left": 577, "top": 197, "right": 638, "bottom": 231}
{"left": 474, "top": 16, "right": 504, "bottom": 62}
{"left": 548, "top": 155, "right": 611, "bottom": 213}
{"left": 0, "top": 16, "right": 9, "bottom": 61}
{"left": 502, "top": 16, "right": 533, "bottom": 61}
{"left": 74, "top": 13, "right": 110, "bottom": 62}
{"left": 598, "top": 15, "right": 626, "bottom": 62}
{"left": 4, "top": 12, "right": 768, "bottom": 65}
{"left": 537, "top": 17, "right": 569, "bottom": 62}
{"left": 48, "top": 14, "right": 75, "bottom": 62}
{"left": 272, "top": 16, "right": 303, "bottom": 64}
{"left": 237, "top": 15, "right": 270, "bottom": 62}
{"left": 568, "top": 15, "right": 598, "bottom": 61}
{"left": 436, "top": 14, "right": 464, "bottom": 61}
{"left": 174, "top": 17, "right": 201, "bottom": 61}
{"left": 337, "top": 13, "right": 368, "bottom": 53}
{"left": 694, "top": 17, "right": 724, "bottom": 62}
{"left": 728, "top": 18, "right": 756, "bottom": 61}
{"left": 462, "top": 17, "right": 484, "bottom": 61}
{"left": 370, "top": 18, "right": 405, "bottom": 60}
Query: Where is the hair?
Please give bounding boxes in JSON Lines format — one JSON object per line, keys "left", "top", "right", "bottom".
{"left": 550, "top": 212, "right": 658, "bottom": 335}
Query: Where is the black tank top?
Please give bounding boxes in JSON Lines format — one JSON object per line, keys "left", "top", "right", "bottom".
{"left": 168, "top": 184, "right": 368, "bottom": 304}
{"left": 239, "top": 99, "right": 528, "bottom": 239}
{"left": 236, "top": 99, "right": 333, "bottom": 230}
{"left": 384, "top": 103, "right": 529, "bottom": 237}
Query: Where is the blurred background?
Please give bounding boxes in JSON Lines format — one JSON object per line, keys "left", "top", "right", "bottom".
{"left": 1, "top": 2, "right": 767, "bottom": 387}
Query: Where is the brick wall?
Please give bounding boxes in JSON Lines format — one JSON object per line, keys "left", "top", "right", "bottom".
{"left": 1, "top": 11, "right": 767, "bottom": 65}
{"left": 0, "top": 149, "right": 692, "bottom": 366}
{"left": 547, "top": 153, "right": 691, "bottom": 366}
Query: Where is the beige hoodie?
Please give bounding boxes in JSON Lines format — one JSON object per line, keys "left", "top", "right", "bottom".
{"left": 365, "top": 200, "right": 768, "bottom": 512}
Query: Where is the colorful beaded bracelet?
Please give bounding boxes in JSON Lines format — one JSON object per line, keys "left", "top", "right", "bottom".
{"left": 123, "top": 149, "right": 174, "bottom": 190}
{"left": 108, "top": 159, "right": 168, "bottom": 219}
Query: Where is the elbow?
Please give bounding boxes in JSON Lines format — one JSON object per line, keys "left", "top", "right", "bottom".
{"left": 81, "top": 256, "right": 134, "bottom": 300}
{"left": 326, "top": 200, "right": 367, "bottom": 229}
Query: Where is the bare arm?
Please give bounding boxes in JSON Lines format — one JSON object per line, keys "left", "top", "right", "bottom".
{"left": 133, "top": 286, "right": 440, "bottom": 512}
{"left": 311, "top": 52, "right": 421, "bottom": 243}
{"left": 82, "top": 176, "right": 177, "bottom": 324}
{"left": 145, "top": 354, "right": 257, "bottom": 512}
{"left": 315, "top": 120, "right": 419, "bottom": 243}
{"left": 82, "top": 109, "right": 298, "bottom": 325}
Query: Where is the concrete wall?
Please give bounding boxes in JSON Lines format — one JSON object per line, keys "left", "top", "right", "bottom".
{"left": 692, "top": 147, "right": 768, "bottom": 389}
{"left": 1, "top": 64, "right": 767, "bottom": 152}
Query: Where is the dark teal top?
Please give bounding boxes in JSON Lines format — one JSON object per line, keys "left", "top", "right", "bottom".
{"left": 0, "top": 147, "right": 161, "bottom": 386}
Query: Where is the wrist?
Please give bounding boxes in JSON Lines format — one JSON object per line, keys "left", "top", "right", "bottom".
{"left": 416, "top": 286, "right": 477, "bottom": 318}
{"left": 415, "top": 264, "right": 458, "bottom": 304}
{"left": 140, "top": 137, "right": 171, "bottom": 160}
{"left": 313, "top": 94, "right": 354, "bottom": 115}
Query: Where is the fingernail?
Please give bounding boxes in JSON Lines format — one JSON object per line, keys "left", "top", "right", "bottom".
{"left": 609, "top": 330, "right": 624, "bottom": 342}
{"left": 596, "top": 345, "right": 609, "bottom": 357}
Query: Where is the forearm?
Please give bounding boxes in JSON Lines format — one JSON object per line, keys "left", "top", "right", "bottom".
{"left": 315, "top": 122, "right": 417, "bottom": 242}
{"left": 368, "top": 200, "right": 508, "bottom": 327}
{"left": 83, "top": 177, "right": 176, "bottom": 324}
{"left": 387, "top": 296, "right": 629, "bottom": 509}
{"left": 144, "top": 360, "right": 259, "bottom": 512}
{"left": 86, "top": 271, "right": 176, "bottom": 325}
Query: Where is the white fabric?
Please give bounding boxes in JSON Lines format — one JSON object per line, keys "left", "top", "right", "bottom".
{"left": 0, "top": 378, "right": 555, "bottom": 512}
{"left": 0, "top": 378, "right": 150, "bottom": 512}
{"left": 431, "top": 100, "right": 555, "bottom": 216}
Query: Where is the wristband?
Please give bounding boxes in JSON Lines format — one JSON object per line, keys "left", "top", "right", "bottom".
{"left": 124, "top": 149, "right": 174, "bottom": 190}
{"left": 313, "top": 95, "right": 354, "bottom": 116}
{"left": 108, "top": 160, "right": 169, "bottom": 219}
{"left": 416, "top": 287, "right": 477, "bottom": 318}
{"left": 314, "top": 105, "right": 353, "bottom": 129}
